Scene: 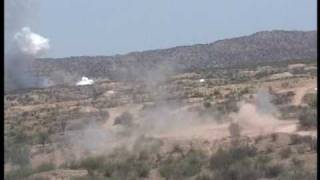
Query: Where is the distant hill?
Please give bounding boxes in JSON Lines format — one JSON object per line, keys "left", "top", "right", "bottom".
{"left": 33, "top": 30, "right": 317, "bottom": 81}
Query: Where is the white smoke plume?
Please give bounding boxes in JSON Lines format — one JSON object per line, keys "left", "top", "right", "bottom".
{"left": 5, "top": 0, "right": 50, "bottom": 92}
{"left": 14, "top": 27, "right": 50, "bottom": 56}
{"left": 76, "top": 77, "right": 95, "bottom": 86}
{"left": 5, "top": 27, "right": 50, "bottom": 92}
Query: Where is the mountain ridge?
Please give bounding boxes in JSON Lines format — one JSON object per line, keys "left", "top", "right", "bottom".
{"left": 33, "top": 30, "right": 317, "bottom": 81}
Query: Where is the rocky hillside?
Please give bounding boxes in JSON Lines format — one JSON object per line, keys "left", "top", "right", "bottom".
{"left": 33, "top": 30, "right": 317, "bottom": 81}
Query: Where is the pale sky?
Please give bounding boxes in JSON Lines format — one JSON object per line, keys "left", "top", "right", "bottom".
{"left": 25, "top": 0, "right": 317, "bottom": 57}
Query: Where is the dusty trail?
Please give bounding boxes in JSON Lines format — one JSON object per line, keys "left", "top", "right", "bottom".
{"left": 153, "top": 120, "right": 311, "bottom": 142}
{"left": 276, "top": 79, "right": 316, "bottom": 106}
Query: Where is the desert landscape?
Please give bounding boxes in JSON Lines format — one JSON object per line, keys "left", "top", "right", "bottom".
{"left": 4, "top": 29, "right": 317, "bottom": 180}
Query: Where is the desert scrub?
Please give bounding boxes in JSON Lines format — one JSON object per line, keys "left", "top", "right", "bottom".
{"left": 271, "top": 133, "right": 278, "bottom": 142}
{"left": 159, "top": 149, "right": 206, "bottom": 179}
{"left": 67, "top": 150, "right": 152, "bottom": 179}
{"left": 289, "top": 134, "right": 304, "bottom": 145}
{"left": 277, "top": 157, "right": 316, "bottom": 180}
{"left": 113, "top": 111, "right": 134, "bottom": 126}
{"left": 5, "top": 142, "right": 31, "bottom": 167}
{"left": 4, "top": 167, "right": 34, "bottom": 180}
{"left": 33, "top": 162, "right": 56, "bottom": 174}
{"left": 203, "top": 101, "right": 211, "bottom": 108}
{"left": 279, "top": 147, "right": 292, "bottom": 159}
{"left": 32, "top": 131, "right": 51, "bottom": 145}
{"left": 228, "top": 122, "right": 241, "bottom": 139}
{"left": 298, "top": 108, "right": 317, "bottom": 128}
{"left": 209, "top": 145, "right": 257, "bottom": 171}
{"left": 101, "top": 155, "right": 151, "bottom": 179}
{"left": 302, "top": 93, "right": 317, "bottom": 109}
{"left": 209, "top": 145, "right": 286, "bottom": 180}
{"left": 209, "top": 145, "right": 284, "bottom": 180}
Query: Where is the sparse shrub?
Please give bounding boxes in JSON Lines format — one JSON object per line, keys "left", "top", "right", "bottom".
{"left": 254, "top": 135, "right": 263, "bottom": 144}
{"left": 171, "top": 144, "right": 184, "bottom": 154}
{"left": 79, "top": 155, "right": 106, "bottom": 176}
{"left": 209, "top": 144, "right": 288, "bottom": 180}
{"left": 113, "top": 111, "right": 134, "bottom": 126}
{"left": 11, "top": 131, "right": 29, "bottom": 144}
{"left": 302, "top": 93, "right": 317, "bottom": 108}
{"left": 105, "top": 156, "right": 151, "bottom": 179}
{"left": 255, "top": 154, "right": 271, "bottom": 167}
{"left": 203, "top": 101, "right": 211, "bottom": 108}
{"left": 209, "top": 145, "right": 257, "bottom": 171}
{"left": 277, "top": 170, "right": 316, "bottom": 180}
{"left": 289, "top": 134, "right": 303, "bottom": 145}
{"left": 69, "top": 151, "right": 152, "bottom": 179}
{"left": 33, "top": 132, "right": 51, "bottom": 145}
{"left": 290, "top": 157, "right": 303, "bottom": 168}
{"left": 5, "top": 143, "right": 31, "bottom": 167}
{"left": 228, "top": 122, "right": 241, "bottom": 138}
{"left": 213, "top": 158, "right": 258, "bottom": 180}
{"left": 265, "top": 145, "right": 273, "bottom": 154}
{"left": 159, "top": 149, "right": 206, "bottom": 179}
{"left": 309, "top": 138, "right": 317, "bottom": 151}
{"left": 281, "top": 82, "right": 290, "bottom": 88}
{"left": 195, "top": 172, "right": 213, "bottom": 180}
{"left": 279, "top": 147, "right": 292, "bottom": 159}
{"left": 277, "top": 158, "right": 315, "bottom": 180}
{"left": 96, "top": 110, "right": 109, "bottom": 124}
{"left": 4, "top": 167, "right": 34, "bottom": 180}
{"left": 60, "top": 120, "right": 67, "bottom": 132}
{"left": 264, "top": 163, "right": 283, "bottom": 178}
{"left": 132, "top": 135, "right": 163, "bottom": 153}
{"left": 213, "top": 89, "right": 221, "bottom": 97}
{"left": 296, "top": 146, "right": 305, "bottom": 154}
{"left": 298, "top": 108, "right": 317, "bottom": 128}
{"left": 34, "top": 162, "right": 56, "bottom": 173}
{"left": 271, "top": 133, "right": 278, "bottom": 142}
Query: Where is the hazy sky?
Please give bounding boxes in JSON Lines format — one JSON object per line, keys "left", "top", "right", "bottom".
{"left": 29, "top": 0, "right": 316, "bottom": 58}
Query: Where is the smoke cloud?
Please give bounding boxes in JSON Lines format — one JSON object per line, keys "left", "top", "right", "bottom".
{"left": 76, "top": 76, "right": 95, "bottom": 86}
{"left": 5, "top": 0, "right": 50, "bottom": 92}
{"left": 5, "top": 27, "right": 50, "bottom": 92}
{"left": 14, "top": 27, "right": 50, "bottom": 56}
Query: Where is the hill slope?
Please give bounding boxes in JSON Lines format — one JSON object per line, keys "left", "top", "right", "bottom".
{"left": 33, "top": 30, "right": 317, "bottom": 80}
